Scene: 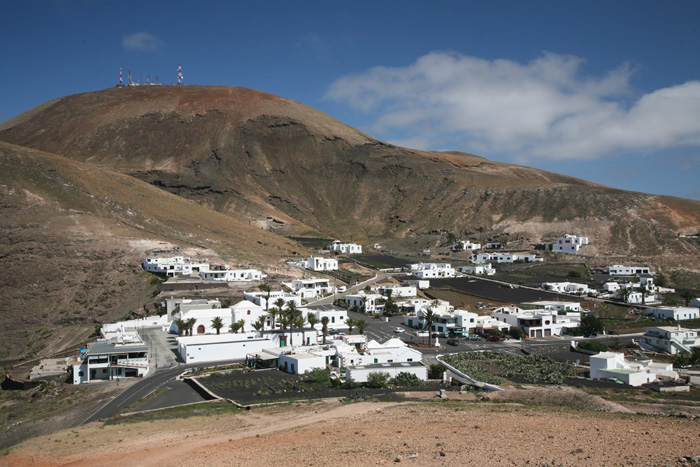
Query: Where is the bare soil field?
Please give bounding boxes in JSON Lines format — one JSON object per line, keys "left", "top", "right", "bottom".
{"left": 3, "top": 392, "right": 700, "bottom": 467}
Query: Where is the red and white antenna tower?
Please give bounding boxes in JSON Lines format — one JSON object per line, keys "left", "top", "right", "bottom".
{"left": 177, "top": 64, "right": 183, "bottom": 85}
{"left": 119, "top": 67, "right": 123, "bottom": 86}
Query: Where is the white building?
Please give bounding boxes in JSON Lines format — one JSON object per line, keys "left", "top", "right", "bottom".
{"left": 200, "top": 266, "right": 265, "bottom": 282}
{"left": 164, "top": 297, "right": 220, "bottom": 321}
{"left": 327, "top": 240, "right": 362, "bottom": 254}
{"left": 523, "top": 301, "right": 583, "bottom": 313}
{"left": 589, "top": 352, "right": 677, "bottom": 386}
{"left": 301, "top": 304, "right": 349, "bottom": 330}
{"left": 371, "top": 284, "right": 417, "bottom": 299}
{"left": 404, "top": 309, "right": 478, "bottom": 336}
{"left": 640, "top": 326, "right": 700, "bottom": 355}
{"left": 606, "top": 265, "right": 652, "bottom": 276}
{"left": 305, "top": 256, "right": 338, "bottom": 272}
{"left": 345, "top": 292, "right": 386, "bottom": 314}
{"left": 492, "top": 306, "right": 581, "bottom": 338}
{"left": 230, "top": 300, "right": 267, "bottom": 333}
{"left": 647, "top": 307, "right": 700, "bottom": 321}
{"left": 285, "top": 278, "right": 333, "bottom": 299}
{"left": 473, "top": 252, "right": 543, "bottom": 264}
{"left": 458, "top": 264, "right": 496, "bottom": 276}
{"left": 408, "top": 263, "right": 455, "bottom": 279}
{"left": 73, "top": 330, "right": 149, "bottom": 384}
{"left": 244, "top": 290, "right": 302, "bottom": 310}
{"left": 142, "top": 256, "right": 210, "bottom": 276}
{"left": 452, "top": 240, "right": 481, "bottom": 251}
{"left": 552, "top": 234, "right": 589, "bottom": 254}
{"left": 474, "top": 315, "right": 511, "bottom": 334}
{"left": 170, "top": 306, "right": 233, "bottom": 335}
{"left": 541, "top": 282, "right": 591, "bottom": 295}
{"left": 485, "top": 242, "right": 502, "bottom": 249}
{"left": 405, "top": 279, "right": 430, "bottom": 290}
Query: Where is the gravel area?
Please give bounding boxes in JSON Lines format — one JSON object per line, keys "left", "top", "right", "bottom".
{"left": 4, "top": 391, "right": 700, "bottom": 466}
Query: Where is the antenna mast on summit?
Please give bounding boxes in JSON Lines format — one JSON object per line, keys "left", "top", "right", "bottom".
{"left": 128, "top": 67, "right": 133, "bottom": 86}
{"left": 177, "top": 64, "right": 183, "bottom": 85}
{"left": 119, "top": 68, "right": 123, "bottom": 86}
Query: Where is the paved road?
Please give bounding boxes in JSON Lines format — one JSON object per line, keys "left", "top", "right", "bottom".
{"left": 129, "top": 380, "right": 205, "bottom": 413}
{"left": 308, "top": 272, "right": 392, "bottom": 306}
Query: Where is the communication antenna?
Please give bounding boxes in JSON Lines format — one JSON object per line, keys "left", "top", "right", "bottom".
{"left": 127, "top": 67, "right": 133, "bottom": 86}
{"left": 155, "top": 74, "right": 159, "bottom": 85}
{"left": 119, "top": 67, "right": 123, "bottom": 86}
{"left": 177, "top": 64, "right": 183, "bottom": 85}
{"left": 147, "top": 73, "right": 150, "bottom": 85}
{"left": 140, "top": 71, "right": 143, "bottom": 85}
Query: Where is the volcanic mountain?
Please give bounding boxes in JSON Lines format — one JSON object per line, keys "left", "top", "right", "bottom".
{"left": 2, "top": 85, "right": 700, "bottom": 260}
{"left": 0, "top": 140, "right": 302, "bottom": 363}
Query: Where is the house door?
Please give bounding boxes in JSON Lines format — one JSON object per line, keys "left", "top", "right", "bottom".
{"left": 197, "top": 325, "right": 205, "bottom": 334}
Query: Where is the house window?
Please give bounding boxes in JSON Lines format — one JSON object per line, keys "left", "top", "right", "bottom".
{"left": 247, "top": 310, "right": 251, "bottom": 315}
{"left": 407, "top": 358, "right": 413, "bottom": 362}
{"left": 374, "top": 358, "right": 378, "bottom": 363}
{"left": 78, "top": 371, "right": 84, "bottom": 377}
{"left": 332, "top": 317, "right": 335, "bottom": 323}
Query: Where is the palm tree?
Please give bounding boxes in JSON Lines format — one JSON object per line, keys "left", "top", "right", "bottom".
{"left": 356, "top": 319, "right": 367, "bottom": 335}
{"left": 285, "top": 301, "right": 301, "bottom": 346}
{"left": 321, "top": 316, "right": 330, "bottom": 344}
{"left": 296, "top": 316, "right": 306, "bottom": 345}
{"left": 229, "top": 320, "right": 243, "bottom": 334}
{"left": 259, "top": 283, "right": 272, "bottom": 311}
{"left": 175, "top": 318, "right": 186, "bottom": 337}
{"left": 680, "top": 290, "right": 696, "bottom": 307}
{"left": 236, "top": 319, "right": 245, "bottom": 333}
{"left": 346, "top": 318, "right": 356, "bottom": 335}
{"left": 278, "top": 314, "right": 291, "bottom": 346}
{"left": 638, "top": 283, "right": 648, "bottom": 305}
{"left": 252, "top": 315, "right": 266, "bottom": 336}
{"left": 307, "top": 312, "right": 318, "bottom": 329}
{"left": 211, "top": 316, "right": 224, "bottom": 335}
{"left": 268, "top": 307, "right": 279, "bottom": 330}
{"left": 425, "top": 302, "right": 439, "bottom": 344}
{"left": 185, "top": 318, "right": 197, "bottom": 336}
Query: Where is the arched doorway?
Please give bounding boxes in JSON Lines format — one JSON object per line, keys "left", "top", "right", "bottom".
{"left": 197, "top": 325, "right": 205, "bottom": 334}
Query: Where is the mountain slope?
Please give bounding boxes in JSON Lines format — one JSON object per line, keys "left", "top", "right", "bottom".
{"left": 2, "top": 85, "right": 700, "bottom": 259}
{"left": 0, "top": 141, "right": 303, "bottom": 363}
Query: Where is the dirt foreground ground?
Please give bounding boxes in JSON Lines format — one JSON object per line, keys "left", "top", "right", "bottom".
{"left": 3, "top": 391, "right": 700, "bottom": 467}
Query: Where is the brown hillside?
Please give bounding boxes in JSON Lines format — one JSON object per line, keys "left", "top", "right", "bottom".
{"left": 2, "top": 86, "right": 700, "bottom": 262}
{"left": 0, "top": 141, "right": 304, "bottom": 363}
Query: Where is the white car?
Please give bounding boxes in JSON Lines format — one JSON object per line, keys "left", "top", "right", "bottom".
{"left": 393, "top": 327, "right": 404, "bottom": 333}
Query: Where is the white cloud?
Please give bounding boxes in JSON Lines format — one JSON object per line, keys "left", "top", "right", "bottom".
{"left": 325, "top": 52, "right": 700, "bottom": 162}
{"left": 122, "top": 32, "right": 165, "bottom": 51}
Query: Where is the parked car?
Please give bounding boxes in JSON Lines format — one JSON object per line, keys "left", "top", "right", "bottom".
{"left": 336, "top": 286, "right": 347, "bottom": 293}
{"left": 446, "top": 338, "right": 460, "bottom": 346}
{"left": 486, "top": 335, "right": 501, "bottom": 342}
{"left": 414, "top": 331, "right": 429, "bottom": 337}
{"left": 467, "top": 334, "right": 482, "bottom": 341}
{"left": 328, "top": 329, "right": 339, "bottom": 335}
{"left": 393, "top": 327, "right": 404, "bottom": 333}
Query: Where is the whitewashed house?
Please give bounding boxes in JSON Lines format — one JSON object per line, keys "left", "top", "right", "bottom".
{"left": 345, "top": 292, "right": 386, "bottom": 314}
{"left": 458, "top": 264, "right": 496, "bottom": 276}
{"left": 485, "top": 242, "right": 502, "bottom": 249}
{"left": 405, "top": 279, "right": 430, "bottom": 290}
{"left": 73, "top": 330, "right": 149, "bottom": 384}
{"left": 201, "top": 266, "right": 265, "bottom": 282}
{"left": 473, "top": 252, "right": 543, "bottom": 264}
{"left": 541, "top": 282, "right": 591, "bottom": 294}
{"left": 285, "top": 278, "right": 333, "bottom": 299}
{"left": 244, "top": 290, "right": 302, "bottom": 310}
{"left": 523, "top": 301, "right": 583, "bottom": 313}
{"left": 647, "top": 307, "right": 700, "bottom": 321}
{"left": 408, "top": 262, "right": 455, "bottom": 279}
{"left": 327, "top": 240, "right": 362, "bottom": 254}
{"left": 452, "top": 240, "right": 481, "bottom": 251}
{"left": 492, "top": 306, "right": 580, "bottom": 338}
{"left": 301, "top": 304, "right": 349, "bottom": 330}
{"left": 589, "top": 352, "right": 678, "bottom": 386}
{"left": 170, "top": 306, "right": 234, "bottom": 335}
{"left": 305, "top": 256, "right": 338, "bottom": 272}
{"left": 474, "top": 315, "right": 511, "bottom": 334}
{"left": 142, "top": 256, "right": 210, "bottom": 276}
{"left": 552, "top": 234, "right": 589, "bottom": 254}
{"left": 640, "top": 326, "right": 700, "bottom": 354}
{"left": 606, "top": 265, "right": 652, "bottom": 275}
{"left": 371, "top": 284, "right": 417, "bottom": 299}
{"left": 230, "top": 300, "right": 267, "bottom": 333}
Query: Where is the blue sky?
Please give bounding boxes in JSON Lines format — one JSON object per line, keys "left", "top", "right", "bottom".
{"left": 2, "top": 1, "right": 699, "bottom": 200}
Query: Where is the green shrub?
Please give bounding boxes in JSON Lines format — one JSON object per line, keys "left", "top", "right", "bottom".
{"left": 579, "top": 340, "right": 607, "bottom": 352}
{"left": 391, "top": 372, "right": 422, "bottom": 387}
{"left": 365, "top": 371, "right": 390, "bottom": 388}
{"left": 428, "top": 363, "right": 447, "bottom": 379}
{"left": 509, "top": 327, "right": 525, "bottom": 340}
